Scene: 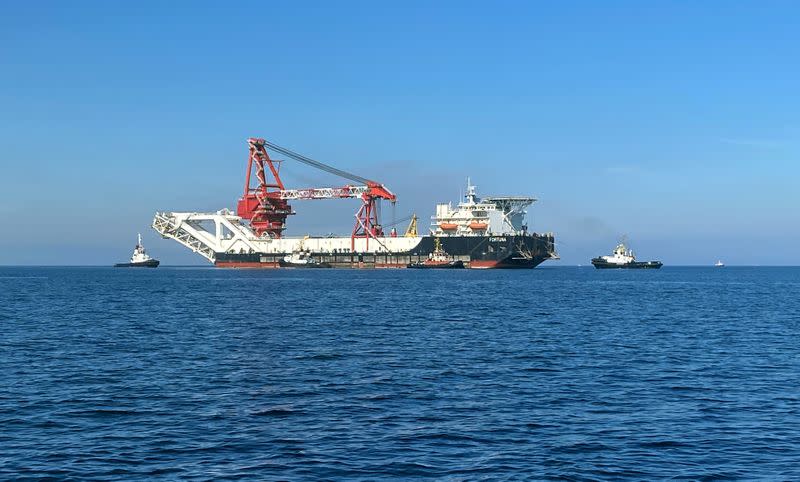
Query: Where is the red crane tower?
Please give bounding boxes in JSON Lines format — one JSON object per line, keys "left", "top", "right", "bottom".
{"left": 236, "top": 138, "right": 396, "bottom": 251}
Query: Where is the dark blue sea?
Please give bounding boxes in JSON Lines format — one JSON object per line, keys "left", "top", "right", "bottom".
{"left": 2, "top": 266, "right": 799, "bottom": 480}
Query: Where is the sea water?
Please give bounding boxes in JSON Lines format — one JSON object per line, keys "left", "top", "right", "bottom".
{"left": 1, "top": 266, "right": 799, "bottom": 479}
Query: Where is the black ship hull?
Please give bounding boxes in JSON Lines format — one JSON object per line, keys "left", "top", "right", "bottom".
{"left": 278, "top": 260, "right": 332, "bottom": 268}
{"left": 407, "top": 260, "right": 465, "bottom": 269}
{"left": 591, "top": 258, "right": 662, "bottom": 269}
{"left": 114, "top": 259, "right": 160, "bottom": 268}
{"left": 215, "top": 233, "right": 556, "bottom": 269}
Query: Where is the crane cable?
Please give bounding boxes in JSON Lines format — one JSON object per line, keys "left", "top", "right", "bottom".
{"left": 263, "top": 140, "right": 373, "bottom": 185}
{"left": 383, "top": 212, "right": 415, "bottom": 227}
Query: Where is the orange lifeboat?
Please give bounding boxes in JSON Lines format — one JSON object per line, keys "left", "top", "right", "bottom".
{"left": 439, "top": 223, "right": 458, "bottom": 230}
{"left": 469, "top": 222, "right": 488, "bottom": 230}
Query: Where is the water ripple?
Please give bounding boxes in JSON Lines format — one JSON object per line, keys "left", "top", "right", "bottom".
{"left": 1, "top": 266, "right": 799, "bottom": 479}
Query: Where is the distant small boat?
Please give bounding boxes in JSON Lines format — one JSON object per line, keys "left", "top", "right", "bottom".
{"left": 715, "top": 260, "right": 725, "bottom": 267}
{"left": 115, "top": 233, "right": 159, "bottom": 268}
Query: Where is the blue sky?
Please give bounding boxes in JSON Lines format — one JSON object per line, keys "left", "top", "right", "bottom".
{"left": 1, "top": 1, "right": 798, "bottom": 265}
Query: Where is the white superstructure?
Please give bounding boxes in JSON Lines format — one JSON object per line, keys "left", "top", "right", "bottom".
{"left": 152, "top": 210, "right": 422, "bottom": 262}
{"left": 282, "top": 251, "right": 316, "bottom": 265}
{"left": 130, "top": 233, "right": 155, "bottom": 264}
{"left": 599, "top": 243, "right": 636, "bottom": 265}
{"left": 431, "top": 179, "right": 535, "bottom": 236}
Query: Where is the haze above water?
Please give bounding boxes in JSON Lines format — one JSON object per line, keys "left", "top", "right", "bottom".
{"left": 1, "top": 2, "right": 799, "bottom": 265}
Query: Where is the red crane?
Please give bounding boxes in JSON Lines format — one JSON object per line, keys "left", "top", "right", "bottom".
{"left": 236, "top": 138, "right": 396, "bottom": 250}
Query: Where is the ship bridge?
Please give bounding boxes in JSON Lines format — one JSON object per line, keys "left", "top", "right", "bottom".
{"left": 431, "top": 180, "right": 536, "bottom": 236}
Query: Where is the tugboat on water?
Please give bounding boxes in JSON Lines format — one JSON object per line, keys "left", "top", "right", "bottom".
{"left": 278, "top": 249, "right": 332, "bottom": 268}
{"left": 115, "top": 233, "right": 160, "bottom": 268}
{"left": 408, "top": 238, "right": 465, "bottom": 269}
{"left": 278, "top": 237, "right": 332, "bottom": 268}
{"left": 591, "top": 242, "right": 662, "bottom": 269}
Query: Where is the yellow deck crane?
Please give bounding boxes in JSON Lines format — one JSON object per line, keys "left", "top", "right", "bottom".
{"left": 404, "top": 214, "right": 418, "bottom": 237}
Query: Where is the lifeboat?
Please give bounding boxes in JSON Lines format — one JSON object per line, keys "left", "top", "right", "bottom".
{"left": 469, "top": 222, "right": 488, "bottom": 230}
{"left": 439, "top": 223, "right": 458, "bottom": 230}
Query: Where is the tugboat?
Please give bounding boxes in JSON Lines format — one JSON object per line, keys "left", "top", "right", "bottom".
{"left": 278, "top": 249, "right": 332, "bottom": 268}
{"left": 278, "top": 236, "right": 332, "bottom": 268}
{"left": 114, "top": 233, "right": 160, "bottom": 268}
{"left": 591, "top": 242, "right": 662, "bottom": 269}
{"left": 408, "top": 238, "right": 465, "bottom": 269}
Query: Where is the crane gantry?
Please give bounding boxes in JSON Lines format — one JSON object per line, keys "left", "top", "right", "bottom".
{"left": 236, "top": 138, "right": 397, "bottom": 251}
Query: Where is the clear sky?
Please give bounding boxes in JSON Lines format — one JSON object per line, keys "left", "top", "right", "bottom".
{"left": 1, "top": 1, "right": 798, "bottom": 265}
